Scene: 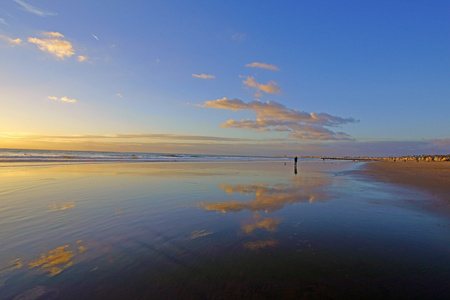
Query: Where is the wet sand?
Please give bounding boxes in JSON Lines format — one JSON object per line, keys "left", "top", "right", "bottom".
{"left": 1, "top": 161, "right": 449, "bottom": 299}
{"left": 359, "top": 161, "right": 450, "bottom": 205}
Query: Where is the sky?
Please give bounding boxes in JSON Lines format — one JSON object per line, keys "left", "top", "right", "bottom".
{"left": 0, "top": 0, "right": 449, "bottom": 156}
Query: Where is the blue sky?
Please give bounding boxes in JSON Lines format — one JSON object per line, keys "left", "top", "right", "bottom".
{"left": 1, "top": 0, "right": 449, "bottom": 156}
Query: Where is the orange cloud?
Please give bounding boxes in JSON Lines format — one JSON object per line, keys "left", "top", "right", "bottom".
{"left": 28, "top": 32, "right": 75, "bottom": 60}
{"left": 243, "top": 76, "right": 282, "bottom": 96}
{"left": 77, "top": 55, "right": 88, "bottom": 62}
{"left": 0, "top": 34, "right": 22, "bottom": 46}
{"left": 42, "top": 31, "right": 64, "bottom": 38}
{"left": 48, "top": 96, "right": 77, "bottom": 103}
{"left": 192, "top": 73, "right": 216, "bottom": 79}
{"left": 198, "top": 98, "right": 356, "bottom": 140}
{"left": 245, "top": 62, "right": 279, "bottom": 71}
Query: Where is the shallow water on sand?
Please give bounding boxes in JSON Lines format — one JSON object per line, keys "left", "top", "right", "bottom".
{"left": 0, "top": 161, "right": 449, "bottom": 299}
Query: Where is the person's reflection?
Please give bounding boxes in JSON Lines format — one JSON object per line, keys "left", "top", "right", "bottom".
{"left": 294, "top": 156, "right": 298, "bottom": 175}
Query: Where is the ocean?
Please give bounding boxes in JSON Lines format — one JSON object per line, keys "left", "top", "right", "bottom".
{"left": 0, "top": 148, "right": 292, "bottom": 163}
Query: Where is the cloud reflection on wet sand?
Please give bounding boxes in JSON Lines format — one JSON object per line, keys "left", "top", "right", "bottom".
{"left": 242, "top": 214, "right": 281, "bottom": 234}
{"left": 244, "top": 240, "right": 278, "bottom": 251}
{"left": 48, "top": 201, "right": 75, "bottom": 212}
{"left": 0, "top": 240, "right": 89, "bottom": 278}
{"left": 190, "top": 230, "right": 213, "bottom": 239}
{"left": 197, "top": 174, "right": 333, "bottom": 252}
{"left": 199, "top": 174, "right": 331, "bottom": 214}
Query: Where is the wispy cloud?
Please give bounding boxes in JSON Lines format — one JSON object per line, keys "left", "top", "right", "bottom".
{"left": 28, "top": 32, "right": 74, "bottom": 60}
{"left": 243, "top": 76, "right": 282, "bottom": 96}
{"left": 245, "top": 62, "right": 280, "bottom": 71}
{"left": 91, "top": 34, "right": 99, "bottom": 41}
{"left": 192, "top": 73, "right": 215, "bottom": 79}
{"left": 198, "top": 97, "right": 356, "bottom": 141}
{"left": 77, "top": 55, "right": 88, "bottom": 62}
{"left": 42, "top": 31, "right": 64, "bottom": 38}
{"left": 4, "top": 132, "right": 270, "bottom": 143}
{"left": 14, "top": 0, "right": 57, "bottom": 17}
{"left": 48, "top": 96, "right": 77, "bottom": 103}
{"left": 115, "top": 93, "right": 123, "bottom": 98}
{"left": 0, "top": 34, "right": 22, "bottom": 46}
{"left": 232, "top": 33, "right": 246, "bottom": 40}
{"left": 0, "top": 18, "right": 7, "bottom": 25}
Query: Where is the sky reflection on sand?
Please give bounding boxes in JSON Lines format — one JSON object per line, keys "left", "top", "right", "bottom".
{"left": 0, "top": 161, "right": 449, "bottom": 299}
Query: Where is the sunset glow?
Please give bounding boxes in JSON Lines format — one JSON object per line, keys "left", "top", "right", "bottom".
{"left": 1, "top": 1, "right": 449, "bottom": 156}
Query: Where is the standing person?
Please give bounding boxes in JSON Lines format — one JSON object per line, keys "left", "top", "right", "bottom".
{"left": 294, "top": 156, "right": 298, "bottom": 164}
{"left": 294, "top": 156, "right": 298, "bottom": 175}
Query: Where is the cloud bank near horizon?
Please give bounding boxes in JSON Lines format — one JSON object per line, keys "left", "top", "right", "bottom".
{"left": 1, "top": 132, "right": 448, "bottom": 156}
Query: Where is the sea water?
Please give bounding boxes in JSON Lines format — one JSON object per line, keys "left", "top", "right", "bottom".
{"left": 0, "top": 148, "right": 291, "bottom": 163}
{"left": 0, "top": 161, "right": 448, "bottom": 299}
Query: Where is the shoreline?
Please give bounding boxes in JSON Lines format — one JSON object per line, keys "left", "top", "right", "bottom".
{"left": 355, "top": 161, "right": 450, "bottom": 211}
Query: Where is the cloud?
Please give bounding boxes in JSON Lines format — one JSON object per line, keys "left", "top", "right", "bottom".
{"left": 198, "top": 97, "right": 356, "bottom": 141}
{"left": 6, "top": 132, "right": 263, "bottom": 142}
{"left": 232, "top": 33, "right": 246, "bottom": 40}
{"left": 115, "top": 93, "right": 123, "bottom": 98}
{"left": 77, "top": 55, "right": 88, "bottom": 62}
{"left": 42, "top": 31, "right": 64, "bottom": 38}
{"left": 243, "top": 76, "right": 282, "bottom": 96}
{"left": 0, "top": 18, "right": 7, "bottom": 25}
{"left": 245, "top": 62, "right": 280, "bottom": 71}
{"left": 28, "top": 32, "right": 75, "bottom": 60}
{"left": 48, "top": 96, "right": 77, "bottom": 103}
{"left": 0, "top": 34, "right": 22, "bottom": 46}
{"left": 14, "top": 0, "right": 57, "bottom": 17}
{"left": 192, "top": 73, "right": 215, "bottom": 79}
{"left": 91, "top": 34, "right": 99, "bottom": 41}
{"left": 60, "top": 97, "right": 76, "bottom": 103}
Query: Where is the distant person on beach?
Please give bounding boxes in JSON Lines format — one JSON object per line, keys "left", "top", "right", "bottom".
{"left": 294, "top": 157, "right": 298, "bottom": 175}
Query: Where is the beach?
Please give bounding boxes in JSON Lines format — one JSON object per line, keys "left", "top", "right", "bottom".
{"left": 358, "top": 161, "right": 450, "bottom": 211}
{"left": 0, "top": 160, "right": 449, "bottom": 299}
